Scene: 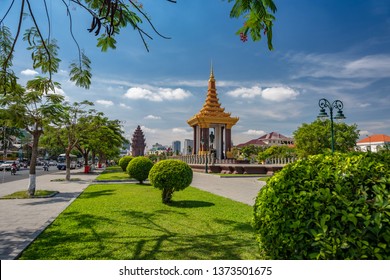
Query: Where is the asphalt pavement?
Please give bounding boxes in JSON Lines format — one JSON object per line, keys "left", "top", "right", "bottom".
{"left": 0, "top": 169, "right": 266, "bottom": 260}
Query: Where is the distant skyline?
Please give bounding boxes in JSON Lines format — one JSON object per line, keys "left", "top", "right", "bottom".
{"left": 2, "top": 0, "right": 390, "bottom": 147}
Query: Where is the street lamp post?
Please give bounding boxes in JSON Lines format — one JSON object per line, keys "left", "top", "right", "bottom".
{"left": 317, "top": 98, "right": 346, "bottom": 153}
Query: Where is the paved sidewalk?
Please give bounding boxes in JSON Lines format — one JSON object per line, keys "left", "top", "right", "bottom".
{"left": 191, "top": 172, "right": 266, "bottom": 205}
{"left": 0, "top": 170, "right": 101, "bottom": 260}
{"left": 0, "top": 170, "right": 265, "bottom": 260}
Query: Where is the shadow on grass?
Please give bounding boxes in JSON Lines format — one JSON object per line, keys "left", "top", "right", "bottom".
{"left": 168, "top": 200, "right": 215, "bottom": 208}
{"left": 19, "top": 207, "right": 259, "bottom": 260}
{"left": 78, "top": 189, "right": 116, "bottom": 199}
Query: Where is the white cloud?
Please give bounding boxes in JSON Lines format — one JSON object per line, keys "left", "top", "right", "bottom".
{"left": 144, "top": 115, "right": 161, "bottom": 120}
{"left": 21, "top": 69, "right": 39, "bottom": 76}
{"left": 358, "top": 103, "right": 371, "bottom": 108}
{"left": 119, "top": 103, "right": 132, "bottom": 109}
{"left": 172, "top": 128, "right": 191, "bottom": 135}
{"left": 123, "top": 86, "right": 191, "bottom": 102}
{"left": 261, "top": 87, "right": 299, "bottom": 102}
{"left": 343, "top": 55, "right": 390, "bottom": 78}
{"left": 226, "top": 86, "right": 262, "bottom": 99}
{"left": 359, "top": 130, "right": 371, "bottom": 137}
{"left": 243, "top": 129, "right": 266, "bottom": 136}
{"left": 96, "top": 99, "right": 114, "bottom": 107}
{"left": 288, "top": 52, "right": 390, "bottom": 79}
{"left": 140, "top": 126, "right": 156, "bottom": 134}
{"left": 227, "top": 86, "right": 299, "bottom": 102}
{"left": 48, "top": 87, "right": 69, "bottom": 101}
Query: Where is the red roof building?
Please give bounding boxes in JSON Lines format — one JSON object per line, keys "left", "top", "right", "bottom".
{"left": 236, "top": 132, "right": 294, "bottom": 148}
{"left": 356, "top": 134, "right": 390, "bottom": 152}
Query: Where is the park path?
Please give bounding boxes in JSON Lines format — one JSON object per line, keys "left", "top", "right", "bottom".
{"left": 191, "top": 172, "right": 266, "bottom": 205}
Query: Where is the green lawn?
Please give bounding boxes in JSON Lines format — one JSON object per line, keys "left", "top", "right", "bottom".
{"left": 94, "top": 166, "right": 136, "bottom": 181}
{"left": 19, "top": 183, "right": 260, "bottom": 260}
{"left": 95, "top": 171, "right": 132, "bottom": 181}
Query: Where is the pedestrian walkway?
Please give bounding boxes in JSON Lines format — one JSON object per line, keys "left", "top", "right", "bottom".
{"left": 191, "top": 172, "right": 266, "bottom": 205}
{"left": 0, "top": 170, "right": 266, "bottom": 260}
{"left": 0, "top": 170, "right": 101, "bottom": 260}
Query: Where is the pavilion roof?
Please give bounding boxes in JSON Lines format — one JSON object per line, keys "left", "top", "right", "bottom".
{"left": 187, "top": 67, "right": 239, "bottom": 128}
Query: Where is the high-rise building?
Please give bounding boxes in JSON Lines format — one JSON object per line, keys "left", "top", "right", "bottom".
{"left": 183, "top": 139, "right": 194, "bottom": 155}
{"left": 172, "top": 141, "right": 181, "bottom": 155}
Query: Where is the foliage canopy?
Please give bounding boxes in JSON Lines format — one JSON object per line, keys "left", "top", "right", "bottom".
{"left": 293, "top": 119, "right": 359, "bottom": 157}
{"left": 253, "top": 152, "right": 390, "bottom": 259}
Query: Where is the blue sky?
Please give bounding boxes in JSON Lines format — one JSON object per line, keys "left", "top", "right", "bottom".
{"left": 3, "top": 0, "right": 390, "bottom": 148}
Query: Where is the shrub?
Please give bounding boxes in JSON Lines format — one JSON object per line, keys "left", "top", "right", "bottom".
{"left": 149, "top": 159, "right": 193, "bottom": 204}
{"left": 118, "top": 156, "right": 133, "bottom": 172}
{"left": 126, "top": 156, "right": 154, "bottom": 183}
{"left": 253, "top": 152, "right": 390, "bottom": 260}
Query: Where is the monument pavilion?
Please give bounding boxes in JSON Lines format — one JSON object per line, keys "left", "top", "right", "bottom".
{"left": 187, "top": 67, "right": 239, "bottom": 159}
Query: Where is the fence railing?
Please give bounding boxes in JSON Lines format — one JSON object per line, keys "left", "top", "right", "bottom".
{"left": 176, "top": 155, "right": 297, "bottom": 165}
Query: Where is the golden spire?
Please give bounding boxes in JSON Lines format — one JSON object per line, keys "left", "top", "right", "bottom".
{"left": 210, "top": 61, "right": 214, "bottom": 80}
{"left": 187, "top": 65, "right": 239, "bottom": 128}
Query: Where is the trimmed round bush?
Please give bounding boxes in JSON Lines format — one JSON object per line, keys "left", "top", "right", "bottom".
{"left": 126, "top": 156, "right": 154, "bottom": 183}
{"left": 253, "top": 152, "right": 390, "bottom": 260}
{"left": 149, "top": 159, "right": 193, "bottom": 204}
{"left": 118, "top": 156, "right": 133, "bottom": 172}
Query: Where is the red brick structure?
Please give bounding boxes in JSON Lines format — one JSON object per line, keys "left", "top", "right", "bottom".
{"left": 131, "top": 125, "right": 146, "bottom": 156}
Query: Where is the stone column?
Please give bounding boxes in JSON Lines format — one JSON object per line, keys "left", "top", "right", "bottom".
{"left": 193, "top": 126, "right": 197, "bottom": 154}
{"left": 201, "top": 127, "right": 210, "bottom": 153}
{"left": 225, "top": 128, "right": 232, "bottom": 158}
{"left": 220, "top": 126, "right": 225, "bottom": 159}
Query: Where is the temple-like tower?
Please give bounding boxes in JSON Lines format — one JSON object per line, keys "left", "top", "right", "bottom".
{"left": 131, "top": 125, "right": 146, "bottom": 156}
{"left": 187, "top": 67, "right": 239, "bottom": 159}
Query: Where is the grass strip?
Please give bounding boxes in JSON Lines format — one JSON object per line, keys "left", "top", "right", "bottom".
{"left": 1, "top": 190, "right": 58, "bottom": 199}
{"left": 19, "top": 183, "right": 260, "bottom": 260}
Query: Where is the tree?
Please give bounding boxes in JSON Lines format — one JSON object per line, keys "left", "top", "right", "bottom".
{"left": 0, "top": 77, "right": 64, "bottom": 196}
{"left": 257, "top": 145, "right": 296, "bottom": 163}
{"left": 239, "top": 144, "right": 264, "bottom": 162}
{"left": 75, "top": 113, "right": 127, "bottom": 169}
{"left": 42, "top": 100, "right": 94, "bottom": 180}
{"left": 1, "top": 1, "right": 277, "bottom": 91}
{"left": 293, "top": 119, "right": 360, "bottom": 157}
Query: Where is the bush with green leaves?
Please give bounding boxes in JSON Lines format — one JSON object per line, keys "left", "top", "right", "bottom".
{"left": 253, "top": 152, "right": 390, "bottom": 259}
{"left": 118, "top": 156, "right": 133, "bottom": 172}
{"left": 126, "top": 156, "right": 153, "bottom": 184}
{"left": 149, "top": 159, "right": 193, "bottom": 204}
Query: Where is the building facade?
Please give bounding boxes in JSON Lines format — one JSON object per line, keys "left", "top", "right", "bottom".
{"left": 183, "top": 139, "right": 194, "bottom": 155}
{"left": 172, "top": 141, "right": 181, "bottom": 155}
{"left": 236, "top": 132, "right": 294, "bottom": 148}
{"left": 356, "top": 134, "right": 390, "bottom": 152}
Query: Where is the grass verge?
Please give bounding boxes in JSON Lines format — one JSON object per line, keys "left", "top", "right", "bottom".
{"left": 1, "top": 190, "right": 58, "bottom": 199}
{"left": 18, "top": 183, "right": 260, "bottom": 260}
{"left": 94, "top": 165, "right": 133, "bottom": 181}
{"left": 95, "top": 171, "right": 132, "bottom": 181}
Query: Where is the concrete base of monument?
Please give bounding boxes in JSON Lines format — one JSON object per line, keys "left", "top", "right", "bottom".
{"left": 189, "top": 164, "right": 284, "bottom": 175}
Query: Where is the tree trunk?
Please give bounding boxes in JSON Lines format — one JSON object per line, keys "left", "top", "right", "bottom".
{"left": 65, "top": 148, "right": 71, "bottom": 181}
{"left": 27, "top": 131, "right": 40, "bottom": 197}
{"left": 91, "top": 151, "right": 96, "bottom": 171}
{"left": 162, "top": 188, "right": 174, "bottom": 204}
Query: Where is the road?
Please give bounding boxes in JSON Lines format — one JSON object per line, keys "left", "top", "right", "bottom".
{"left": 0, "top": 166, "right": 60, "bottom": 184}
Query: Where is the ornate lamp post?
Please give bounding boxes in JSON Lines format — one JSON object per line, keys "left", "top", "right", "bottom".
{"left": 317, "top": 98, "right": 346, "bottom": 153}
